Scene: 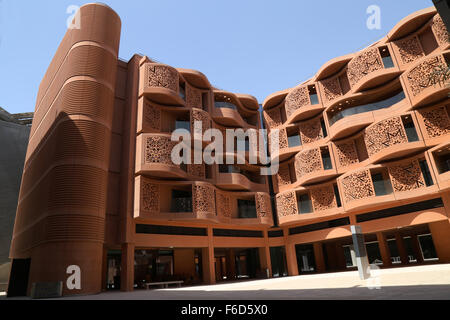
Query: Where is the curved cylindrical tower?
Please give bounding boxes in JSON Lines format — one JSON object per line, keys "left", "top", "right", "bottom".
{"left": 9, "top": 3, "right": 121, "bottom": 296}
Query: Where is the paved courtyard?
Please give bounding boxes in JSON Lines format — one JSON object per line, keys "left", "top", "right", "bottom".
{"left": 3, "top": 264, "right": 450, "bottom": 300}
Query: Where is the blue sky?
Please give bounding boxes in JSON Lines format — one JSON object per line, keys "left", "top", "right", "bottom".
{"left": 0, "top": 0, "right": 433, "bottom": 114}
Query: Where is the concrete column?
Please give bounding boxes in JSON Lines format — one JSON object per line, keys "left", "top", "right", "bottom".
{"left": 260, "top": 231, "right": 272, "bottom": 278}
{"left": 429, "top": 220, "right": 450, "bottom": 263}
{"left": 313, "top": 243, "right": 326, "bottom": 273}
{"left": 285, "top": 243, "right": 299, "bottom": 276}
{"left": 202, "top": 227, "right": 216, "bottom": 284}
{"left": 395, "top": 233, "right": 409, "bottom": 265}
{"left": 376, "top": 233, "right": 392, "bottom": 267}
{"left": 258, "top": 247, "right": 272, "bottom": 278}
{"left": 120, "top": 243, "right": 135, "bottom": 292}
{"left": 351, "top": 226, "right": 370, "bottom": 280}
{"left": 411, "top": 235, "right": 424, "bottom": 263}
{"left": 225, "top": 249, "right": 236, "bottom": 280}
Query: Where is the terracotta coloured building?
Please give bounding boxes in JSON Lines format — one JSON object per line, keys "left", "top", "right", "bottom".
{"left": 7, "top": 4, "right": 450, "bottom": 297}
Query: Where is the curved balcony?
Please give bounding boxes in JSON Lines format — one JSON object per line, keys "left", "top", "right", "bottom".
{"left": 387, "top": 7, "right": 436, "bottom": 41}
{"left": 135, "top": 177, "right": 273, "bottom": 226}
{"left": 338, "top": 154, "right": 439, "bottom": 212}
{"left": 431, "top": 14, "right": 450, "bottom": 51}
{"left": 332, "top": 133, "right": 370, "bottom": 174}
{"left": 363, "top": 113, "right": 426, "bottom": 163}
{"left": 216, "top": 164, "right": 267, "bottom": 192}
{"left": 273, "top": 160, "right": 296, "bottom": 194}
{"left": 217, "top": 191, "right": 274, "bottom": 226}
{"left": 235, "top": 93, "right": 260, "bottom": 111}
{"left": 427, "top": 142, "right": 450, "bottom": 191}
{"left": 135, "top": 133, "right": 189, "bottom": 179}
{"left": 294, "top": 144, "right": 338, "bottom": 186}
{"left": 346, "top": 44, "right": 401, "bottom": 93}
{"left": 415, "top": 103, "right": 450, "bottom": 147}
{"left": 284, "top": 83, "right": 324, "bottom": 124}
{"left": 275, "top": 182, "right": 344, "bottom": 227}
{"left": 213, "top": 91, "right": 258, "bottom": 128}
{"left": 326, "top": 81, "right": 409, "bottom": 140}
{"left": 134, "top": 177, "right": 219, "bottom": 223}
{"left": 177, "top": 68, "right": 211, "bottom": 89}
{"left": 262, "top": 89, "right": 290, "bottom": 111}
{"left": 263, "top": 105, "right": 284, "bottom": 130}
{"left": 271, "top": 115, "right": 329, "bottom": 162}
{"left": 139, "top": 61, "right": 185, "bottom": 106}
{"left": 138, "top": 97, "right": 211, "bottom": 132}
{"left": 315, "top": 53, "right": 354, "bottom": 81}
{"left": 401, "top": 51, "right": 450, "bottom": 109}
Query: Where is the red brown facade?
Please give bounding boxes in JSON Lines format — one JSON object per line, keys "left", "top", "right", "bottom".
{"left": 8, "top": 4, "right": 450, "bottom": 296}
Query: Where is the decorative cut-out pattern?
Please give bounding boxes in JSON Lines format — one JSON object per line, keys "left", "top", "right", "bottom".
{"left": 419, "top": 106, "right": 450, "bottom": 138}
{"left": 277, "top": 165, "right": 292, "bottom": 186}
{"left": 216, "top": 191, "right": 232, "bottom": 218}
{"left": 193, "top": 185, "right": 216, "bottom": 217}
{"left": 364, "top": 117, "right": 408, "bottom": 157}
{"left": 341, "top": 170, "right": 375, "bottom": 203}
{"left": 347, "top": 47, "right": 383, "bottom": 88}
{"left": 145, "top": 136, "right": 176, "bottom": 165}
{"left": 388, "top": 159, "right": 426, "bottom": 192}
{"left": 142, "top": 181, "right": 160, "bottom": 213}
{"left": 264, "top": 108, "right": 283, "bottom": 129}
{"left": 335, "top": 141, "right": 359, "bottom": 168}
{"left": 188, "top": 164, "right": 205, "bottom": 179}
{"left": 146, "top": 64, "right": 179, "bottom": 92}
{"left": 311, "top": 185, "right": 337, "bottom": 212}
{"left": 276, "top": 191, "right": 298, "bottom": 217}
{"left": 279, "top": 128, "right": 288, "bottom": 149}
{"left": 431, "top": 14, "right": 450, "bottom": 48}
{"left": 320, "top": 77, "right": 342, "bottom": 103}
{"left": 406, "top": 55, "right": 445, "bottom": 96}
{"left": 295, "top": 148, "right": 322, "bottom": 180}
{"left": 392, "top": 36, "right": 424, "bottom": 66}
{"left": 143, "top": 101, "right": 161, "bottom": 131}
{"left": 256, "top": 193, "right": 272, "bottom": 218}
{"left": 285, "top": 86, "right": 310, "bottom": 118}
{"left": 191, "top": 109, "right": 211, "bottom": 135}
{"left": 186, "top": 85, "right": 202, "bottom": 109}
{"left": 300, "top": 118, "right": 324, "bottom": 145}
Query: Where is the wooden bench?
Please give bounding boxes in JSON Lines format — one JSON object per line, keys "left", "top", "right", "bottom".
{"left": 145, "top": 281, "right": 184, "bottom": 290}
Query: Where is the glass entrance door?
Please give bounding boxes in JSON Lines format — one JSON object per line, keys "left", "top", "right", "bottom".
{"left": 295, "top": 244, "right": 316, "bottom": 273}
{"left": 106, "top": 250, "right": 121, "bottom": 290}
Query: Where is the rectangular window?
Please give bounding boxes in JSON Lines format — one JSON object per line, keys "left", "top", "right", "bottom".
{"left": 419, "top": 160, "right": 434, "bottom": 186}
{"left": 403, "top": 236, "right": 418, "bottom": 263}
{"left": 418, "top": 234, "right": 438, "bottom": 261}
{"left": 320, "top": 118, "right": 328, "bottom": 138}
{"left": 297, "top": 193, "right": 313, "bottom": 214}
{"left": 387, "top": 239, "right": 401, "bottom": 264}
{"left": 401, "top": 115, "right": 419, "bottom": 142}
{"left": 379, "top": 46, "right": 394, "bottom": 68}
{"left": 288, "top": 134, "right": 302, "bottom": 148}
{"left": 179, "top": 82, "right": 186, "bottom": 100}
{"left": 171, "top": 190, "right": 193, "bottom": 213}
{"left": 308, "top": 85, "right": 319, "bottom": 105}
{"left": 238, "top": 199, "right": 257, "bottom": 219}
{"left": 202, "top": 92, "right": 209, "bottom": 111}
{"left": 371, "top": 172, "right": 393, "bottom": 196}
{"left": 175, "top": 120, "right": 190, "bottom": 131}
{"left": 321, "top": 148, "right": 333, "bottom": 170}
{"left": 333, "top": 184, "right": 342, "bottom": 208}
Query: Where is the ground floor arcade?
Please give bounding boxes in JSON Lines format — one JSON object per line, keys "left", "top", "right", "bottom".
{"left": 105, "top": 217, "right": 450, "bottom": 292}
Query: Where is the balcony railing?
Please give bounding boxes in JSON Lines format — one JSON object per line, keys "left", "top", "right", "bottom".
{"left": 328, "top": 91, "right": 406, "bottom": 126}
